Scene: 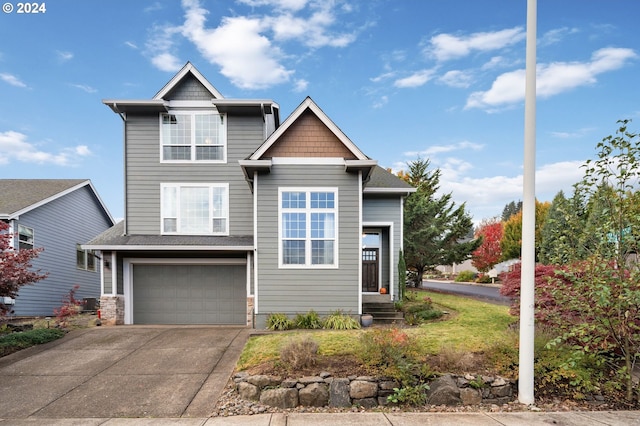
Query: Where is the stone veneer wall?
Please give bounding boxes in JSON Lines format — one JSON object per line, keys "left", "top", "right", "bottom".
{"left": 99, "top": 296, "right": 124, "bottom": 325}
{"left": 233, "top": 372, "right": 516, "bottom": 409}
{"left": 247, "top": 296, "right": 254, "bottom": 327}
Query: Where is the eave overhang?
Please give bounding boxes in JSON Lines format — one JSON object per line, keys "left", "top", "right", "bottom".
{"left": 345, "top": 159, "right": 378, "bottom": 183}
{"left": 102, "top": 100, "right": 169, "bottom": 114}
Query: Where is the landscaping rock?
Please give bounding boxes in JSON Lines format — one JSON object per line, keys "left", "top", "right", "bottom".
{"left": 491, "top": 385, "right": 512, "bottom": 398}
{"left": 353, "top": 397, "right": 378, "bottom": 408}
{"left": 350, "top": 380, "right": 378, "bottom": 399}
{"left": 299, "top": 376, "right": 325, "bottom": 384}
{"left": 237, "top": 382, "right": 260, "bottom": 401}
{"left": 329, "top": 378, "right": 351, "bottom": 408}
{"left": 280, "top": 379, "right": 298, "bottom": 388}
{"left": 247, "top": 374, "right": 281, "bottom": 388}
{"left": 260, "top": 388, "right": 298, "bottom": 409}
{"left": 460, "top": 387, "right": 482, "bottom": 405}
{"left": 299, "top": 383, "right": 329, "bottom": 407}
{"left": 426, "top": 375, "right": 461, "bottom": 406}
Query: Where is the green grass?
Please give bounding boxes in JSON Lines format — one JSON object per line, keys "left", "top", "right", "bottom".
{"left": 237, "top": 291, "right": 513, "bottom": 370}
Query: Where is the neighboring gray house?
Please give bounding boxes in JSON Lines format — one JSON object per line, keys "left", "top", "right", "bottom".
{"left": 0, "top": 179, "right": 115, "bottom": 316}
{"left": 86, "top": 63, "right": 414, "bottom": 327}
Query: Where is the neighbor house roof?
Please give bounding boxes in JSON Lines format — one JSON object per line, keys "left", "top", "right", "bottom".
{"left": 364, "top": 166, "right": 416, "bottom": 194}
{"left": 83, "top": 221, "right": 254, "bottom": 251}
{"left": 0, "top": 179, "right": 115, "bottom": 223}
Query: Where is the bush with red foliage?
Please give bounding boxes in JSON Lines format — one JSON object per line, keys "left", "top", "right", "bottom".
{"left": 499, "top": 263, "right": 584, "bottom": 330}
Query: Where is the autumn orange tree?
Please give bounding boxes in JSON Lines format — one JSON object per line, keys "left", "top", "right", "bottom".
{"left": 0, "top": 221, "right": 48, "bottom": 314}
{"left": 471, "top": 218, "right": 503, "bottom": 273}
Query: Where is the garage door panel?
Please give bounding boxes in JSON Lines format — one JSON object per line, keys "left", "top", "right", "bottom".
{"left": 132, "top": 264, "right": 246, "bottom": 325}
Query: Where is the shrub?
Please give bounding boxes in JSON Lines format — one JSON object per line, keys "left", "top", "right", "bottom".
{"left": 266, "top": 313, "right": 294, "bottom": 331}
{"left": 454, "top": 270, "right": 476, "bottom": 282}
{"left": 323, "top": 310, "right": 360, "bottom": 330}
{"left": 53, "top": 285, "right": 83, "bottom": 324}
{"left": 294, "top": 310, "right": 323, "bottom": 329}
{"left": 0, "top": 328, "right": 65, "bottom": 357}
{"left": 280, "top": 337, "right": 319, "bottom": 370}
{"left": 398, "top": 293, "right": 443, "bottom": 325}
{"left": 475, "top": 273, "right": 494, "bottom": 284}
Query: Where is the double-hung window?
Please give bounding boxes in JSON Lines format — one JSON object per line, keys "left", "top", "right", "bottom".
{"left": 279, "top": 188, "right": 338, "bottom": 268}
{"left": 161, "top": 183, "right": 229, "bottom": 235}
{"left": 18, "top": 225, "right": 34, "bottom": 251}
{"left": 161, "top": 112, "right": 226, "bottom": 162}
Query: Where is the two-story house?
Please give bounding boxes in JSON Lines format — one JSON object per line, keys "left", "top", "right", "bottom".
{"left": 85, "top": 63, "right": 414, "bottom": 327}
{"left": 0, "top": 179, "right": 115, "bottom": 316}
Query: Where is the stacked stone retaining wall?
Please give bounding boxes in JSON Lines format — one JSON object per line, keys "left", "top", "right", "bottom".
{"left": 233, "top": 372, "right": 516, "bottom": 409}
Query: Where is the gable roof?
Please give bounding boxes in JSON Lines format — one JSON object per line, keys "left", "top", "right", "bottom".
{"left": 249, "top": 97, "right": 369, "bottom": 161}
{"left": 0, "top": 179, "right": 115, "bottom": 223}
{"left": 154, "top": 62, "right": 223, "bottom": 100}
{"left": 365, "top": 166, "right": 416, "bottom": 194}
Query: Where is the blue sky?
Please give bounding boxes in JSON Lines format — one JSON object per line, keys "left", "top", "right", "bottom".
{"left": 1, "top": 0, "right": 638, "bottom": 223}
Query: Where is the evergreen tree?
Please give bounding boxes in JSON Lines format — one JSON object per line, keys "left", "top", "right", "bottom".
{"left": 403, "top": 158, "right": 480, "bottom": 285}
{"left": 501, "top": 200, "right": 522, "bottom": 221}
{"left": 539, "top": 191, "right": 584, "bottom": 264}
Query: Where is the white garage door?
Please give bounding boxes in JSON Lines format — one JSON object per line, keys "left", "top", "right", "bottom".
{"left": 132, "top": 264, "right": 246, "bottom": 325}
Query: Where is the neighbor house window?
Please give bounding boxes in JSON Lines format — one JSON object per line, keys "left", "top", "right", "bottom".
{"left": 18, "top": 225, "right": 34, "bottom": 251}
{"left": 161, "top": 112, "right": 226, "bottom": 162}
{"left": 76, "top": 244, "right": 96, "bottom": 271}
{"left": 279, "top": 188, "right": 338, "bottom": 268}
{"left": 161, "top": 183, "right": 229, "bottom": 235}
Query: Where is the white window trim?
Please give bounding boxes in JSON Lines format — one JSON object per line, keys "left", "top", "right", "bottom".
{"left": 159, "top": 111, "right": 227, "bottom": 164}
{"left": 17, "top": 224, "right": 34, "bottom": 250}
{"left": 278, "top": 187, "right": 339, "bottom": 269}
{"left": 160, "top": 183, "right": 230, "bottom": 236}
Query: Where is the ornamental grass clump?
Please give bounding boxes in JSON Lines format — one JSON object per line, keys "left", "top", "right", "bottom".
{"left": 322, "top": 310, "right": 360, "bottom": 330}
{"left": 280, "top": 336, "right": 319, "bottom": 370}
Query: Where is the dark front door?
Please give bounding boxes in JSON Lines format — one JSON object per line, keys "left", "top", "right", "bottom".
{"left": 362, "top": 248, "right": 379, "bottom": 292}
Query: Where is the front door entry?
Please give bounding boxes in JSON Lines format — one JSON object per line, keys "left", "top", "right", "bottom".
{"left": 362, "top": 247, "right": 379, "bottom": 292}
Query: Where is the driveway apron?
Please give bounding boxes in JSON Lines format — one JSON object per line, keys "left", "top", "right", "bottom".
{"left": 0, "top": 326, "right": 249, "bottom": 419}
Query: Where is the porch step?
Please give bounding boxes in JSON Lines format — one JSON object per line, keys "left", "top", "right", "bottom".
{"left": 362, "top": 302, "right": 404, "bottom": 325}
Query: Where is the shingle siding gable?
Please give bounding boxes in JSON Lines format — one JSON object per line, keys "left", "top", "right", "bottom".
{"left": 162, "top": 72, "right": 216, "bottom": 101}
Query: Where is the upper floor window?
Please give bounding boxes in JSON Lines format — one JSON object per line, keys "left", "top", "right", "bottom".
{"left": 161, "top": 183, "right": 229, "bottom": 235}
{"left": 279, "top": 188, "right": 338, "bottom": 268}
{"left": 160, "top": 112, "right": 226, "bottom": 162}
{"left": 76, "top": 244, "right": 96, "bottom": 271}
{"left": 18, "top": 225, "right": 34, "bottom": 251}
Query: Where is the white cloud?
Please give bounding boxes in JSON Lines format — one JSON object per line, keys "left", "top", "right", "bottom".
{"left": 394, "top": 69, "right": 435, "bottom": 88}
{"left": 0, "top": 131, "right": 89, "bottom": 166}
{"left": 372, "top": 95, "right": 388, "bottom": 109}
{"left": 293, "top": 78, "right": 308, "bottom": 92}
{"left": 56, "top": 50, "right": 73, "bottom": 61}
{"left": 238, "top": 0, "right": 308, "bottom": 12}
{"left": 405, "top": 141, "right": 484, "bottom": 158}
{"left": 539, "top": 27, "right": 579, "bottom": 46}
{"left": 151, "top": 53, "right": 182, "bottom": 72}
{"left": 427, "top": 27, "right": 525, "bottom": 62}
{"left": 439, "top": 70, "right": 473, "bottom": 88}
{"left": 124, "top": 41, "right": 138, "bottom": 49}
{"left": 70, "top": 83, "right": 97, "bottom": 93}
{"left": 0, "top": 73, "right": 27, "bottom": 88}
{"left": 438, "top": 160, "right": 585, "bottom": 222}
{"left": 181, "top": 4, "right": 293, "bottom": 90}
{"left": 145, "top": 0, "right": 358, "bottom": 89}
{"left": 466, "top": 47, "right": 638, "bottom": 111}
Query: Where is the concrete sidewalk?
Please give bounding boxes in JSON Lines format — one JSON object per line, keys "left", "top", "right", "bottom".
{"left": 1, "top": 411, "right": 639, "bottom": 425}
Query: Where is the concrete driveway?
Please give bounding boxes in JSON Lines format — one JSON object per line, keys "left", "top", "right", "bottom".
{"left": 0, "top": 326, "right": 250, "bottom": 419}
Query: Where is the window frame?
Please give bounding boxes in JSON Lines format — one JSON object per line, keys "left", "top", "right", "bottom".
{"left": 160, "top": 183, "right": 230, "bottom": 236}
{"left": 159, "top": 111, "right": 227, "bottom": 163}
{"left": 76, "top": 243, "right": 97, "bottom": 272}
{"left": 278, "top": 187, "right": 339, "bottom": 269}
{"left": 17, "top": 224, "right": 34, "bottom": 251}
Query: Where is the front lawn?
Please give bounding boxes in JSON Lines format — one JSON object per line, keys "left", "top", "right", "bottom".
{"left": 237, "top": 290, "right": 513, "bottom": 371}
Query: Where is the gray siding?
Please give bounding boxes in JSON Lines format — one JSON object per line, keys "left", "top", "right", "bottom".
{"left": 363, "top": 196, "right": 403, "bottom": 300}
{"left": 255, "top": 165, "right": 361, "bottom": 319}
{"left": 13, "top": 186, "right": 113, "bottom": 316}
{"left": 125, "top": 114, "right": 263, "bottom": 236}
{"left": 103, "top": 251, "right": 113, "bottom": 294}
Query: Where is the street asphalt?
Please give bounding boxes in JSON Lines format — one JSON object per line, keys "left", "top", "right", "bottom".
{"left": 0, "top": 325, "right": 639, "bottom": 425}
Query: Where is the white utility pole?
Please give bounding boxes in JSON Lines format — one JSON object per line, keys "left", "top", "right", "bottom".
{"left": 519, "top": 0, "right": 537, "bottom": 406}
